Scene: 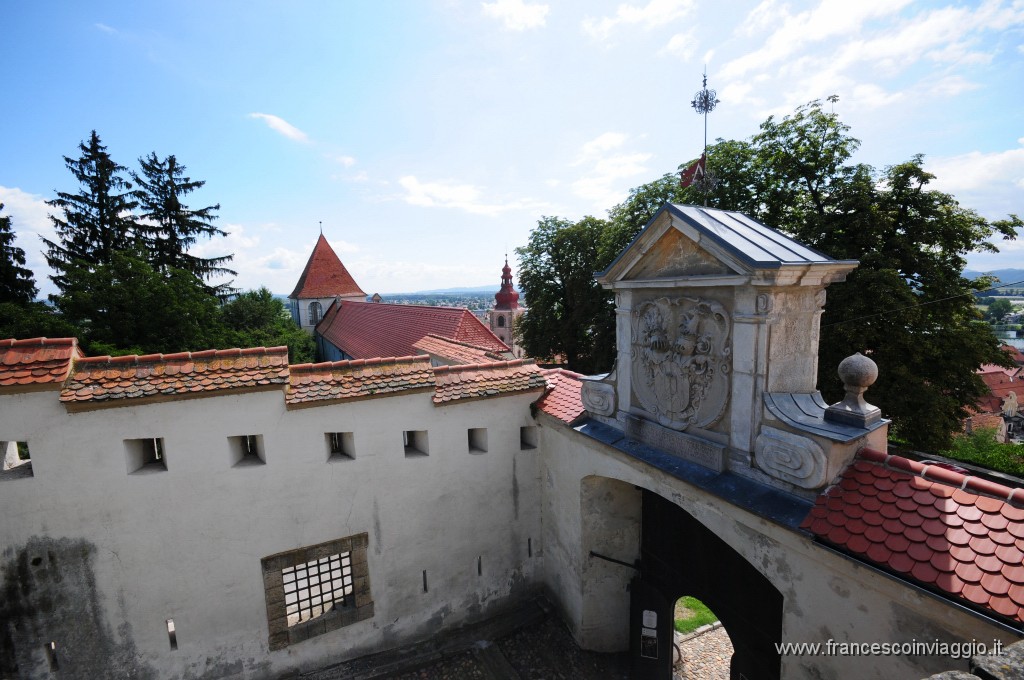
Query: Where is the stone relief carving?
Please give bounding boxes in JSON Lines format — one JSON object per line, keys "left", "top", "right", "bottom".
{"left": 581, "top": 381, "right": 616, "bottom": 417}
{"left": 630, "top": 297, "right": 731, "bottom": 430}
{"left": 754, "top": 427, "right": 827, "bottom": 489}
{"left": 756, "top": 293, "right": 772, "bottom": 314}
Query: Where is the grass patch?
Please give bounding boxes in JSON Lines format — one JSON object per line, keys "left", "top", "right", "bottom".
{"left": 946, "top": 427, "right": 1024, "bottom": 477}
{"left": 674, "top": 596, "right": 718, "bottom": 634}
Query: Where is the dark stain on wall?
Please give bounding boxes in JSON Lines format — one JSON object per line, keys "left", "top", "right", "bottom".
{"left": 0, "top": 536, "right": 157, "bottom": 680}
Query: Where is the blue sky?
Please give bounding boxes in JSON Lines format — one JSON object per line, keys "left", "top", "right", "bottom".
{"left": 2, "top": 0, "right": 1023, "bottom": 297}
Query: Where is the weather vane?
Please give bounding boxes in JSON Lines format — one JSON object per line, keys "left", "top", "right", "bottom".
{"left": 682, "top": 67, "right": 721, "bottom": 204}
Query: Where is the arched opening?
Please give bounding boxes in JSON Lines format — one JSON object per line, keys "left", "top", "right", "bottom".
{"left": 497, "top": 315, "right": 506, "bottom": 328}
{"left": 672, "top": 595, "right": 733, "bottom": 677}
{"left": 577, "top": 476, "right": 782, "bottom": 680}
{"left": 308, "top": 301, "right": 323, "bottom": 325}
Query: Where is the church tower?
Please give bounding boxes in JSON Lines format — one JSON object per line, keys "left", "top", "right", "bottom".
{"left": 289, "top": 234, "right": 366, "bottom": 333}
{"left": 488, "top": 257, "right": 525, "bottom": 358}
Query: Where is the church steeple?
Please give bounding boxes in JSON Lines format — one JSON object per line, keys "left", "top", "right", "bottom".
{"left": 494, "top": 257, "right": 520, "bottom": 310}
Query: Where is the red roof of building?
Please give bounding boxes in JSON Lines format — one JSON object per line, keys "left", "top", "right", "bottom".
{"left": 412, "top": 334, "right": 510, "bottom": 365}
{"left": 976, "top": 364, "right": 1024, "bottom": 413}
{"left": 801, "top": 448, "right": 1024, "bottom": 625}
{"left": 535, "top": 368, "right": 587, "bottom": 423}
{"left": 287, "top": 356, "right": 434, "bottom": 407}
{"left": 1002, "top": 344, "right": 1024, "bottom": 366}
{"left": 0, "top": 337, "right": 81, "bottom": 390}
{"left": 318, "top": 300, "right": 509, "bottom": 360}
{"left": 289, "top": 234, "right": 365, "bottom": 300}
{"left": 433, "top": 360, "right": 546, "bottom": 404}
{"left": 61, "top": 347, "right": 289, "bottom": 408}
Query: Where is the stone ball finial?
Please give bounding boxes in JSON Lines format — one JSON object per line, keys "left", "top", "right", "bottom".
{"left": 837, "top": 352, "right": 877, "bottom": 389}
{"left": 825, "top": 352, "right": 882, "bottom": 428}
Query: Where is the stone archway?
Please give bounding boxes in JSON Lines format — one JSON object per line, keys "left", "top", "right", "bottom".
{"left": 577, "top": 476, "right": 783, "bottom": 680}
{"left": 635, "top": 489, "right": 783, "bottom": 680}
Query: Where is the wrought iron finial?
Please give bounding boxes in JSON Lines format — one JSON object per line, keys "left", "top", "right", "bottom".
{"left": 690, "top": 70, "right": 720, "bottom": 116}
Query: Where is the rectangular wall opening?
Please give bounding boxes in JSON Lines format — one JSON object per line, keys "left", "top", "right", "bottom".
{"left": 404, "top": 430, "right": 428, "bottom": 457}
{"left": 326, "top": 432, "right": 355, "bottom": 462}
{"left": 0, "top": 441, "right": 33, "bottom": 480}
{"left": 166, "top": 618, "right": 178, "bottom": 650}
{"left": 124, "top": 438, "right": 167, "bottom": 474}
{"left": 422, "top": 570, "right": 428, "bottom": 593}
{"left": 468, "top": 428, "right": 488, "bottom": 454}
{"left": 282, "top": 552, "right": 354, "bottom": 627}
{"left": 230, "top": 434, "right": 265, "bottom": 467}
{"left": 520, "top": 426, "right": 538, "bottom": 450}
{"left": 44, "top": 641, "right": 58, "bottom": 671}
{"left": 477, "top": 556, "right": 482, "bottom": 576}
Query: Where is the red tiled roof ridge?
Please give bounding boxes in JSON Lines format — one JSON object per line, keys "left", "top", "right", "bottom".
{"left": 541, "top": 367, "right": 587, "bottom": 380}
{"left": 432, "top": 359, "right": 531, "bottom": 375}
{"left": 858, "top": 447, "right": 1024, "bottom": 507}
{"left": 290, "top": 355, "right": 430, "bottom": 372}
{"left": 344, "top": 300, "right": 470, "bottom": 312}
{"left": 0, "top": 337, "right": 78, "bottom": 349}
{"left": 74, "top": 346, "right": 289, "bottom": 366}
{"left": 420, "top": 333, "right": 504, "bottom": 354}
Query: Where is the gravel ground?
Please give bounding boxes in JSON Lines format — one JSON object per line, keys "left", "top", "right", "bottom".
{"left": 674, "top": 626, "right": 734, "bottom": 680}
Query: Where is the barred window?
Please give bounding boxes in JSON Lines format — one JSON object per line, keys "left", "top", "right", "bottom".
{"left": 283, "top": 553, "right": 353, "bottom": 626}
{"left": 262, "top": 534, "right": 373, "bottom": 650}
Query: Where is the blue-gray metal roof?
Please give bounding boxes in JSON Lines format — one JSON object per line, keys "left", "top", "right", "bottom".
{"left": 667, "top": 204, "right": 840, "bottom": 267}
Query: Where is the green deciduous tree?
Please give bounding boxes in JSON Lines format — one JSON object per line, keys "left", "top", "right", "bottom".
{"left": 221, "top": 288, "right": 315, "bottom": 363}
{"left": 43, "top": 131, "right": 138, "bottom": 296}
{"left": 520, "top": 98, "right": 1021, "bottom": 451}
{"left": 516, "top": 216, "right": 616, "bottom": 374}
{"left": 0, "top": 203, "right": 38, "bottom": 305}
{"left": 985, "top": 298, "right": 1014, "bottom": 322}
{"left": 132, "top": 152, "right": 236, "bottom": 286}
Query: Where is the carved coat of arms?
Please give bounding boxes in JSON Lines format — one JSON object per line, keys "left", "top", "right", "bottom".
{"left": 631, "top": 297, "right": 731, "bottom": 430}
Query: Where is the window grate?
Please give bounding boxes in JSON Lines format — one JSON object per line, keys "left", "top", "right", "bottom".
{"left": 282, "top": 552, "right": 353, "bottom": 626}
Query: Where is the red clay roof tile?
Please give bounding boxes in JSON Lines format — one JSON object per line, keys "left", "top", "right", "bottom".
{"left": 290, "top": 234, "right": 365, "bottom": 299}
{"left": 431, "top": 360, "right": 547, "bottom": 404}
{"left": 801, "top": 447, "right": 1024, "bottom": 625}
{"left": 318, "top": 300, "right": 509, "bottom": 360}
{"left": 0, "top": 337, "right": 81, "bottom": 390}
{"left": 534, "top": 368, "right": 587, "bottom": 424}
{"left": 286, "top": 355, "right": 434, "bottom": 406}
{"left": 60, "top": 346, "right": 289, "bottom": 407}
{"left": 412, "top": 334, "right": 511, "bottom": 365}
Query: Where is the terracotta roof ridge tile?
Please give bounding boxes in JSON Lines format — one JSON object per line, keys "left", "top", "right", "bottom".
{"left": 74, "top": 346, "right": 288, "bottom": 367}
{"left": 0, "top": 337, "right": 78, "bottom": 348}
{"left": 433, "top": 359, "right": 532, "bottom": 375}
{"left": 858, "top": 447, "right": 1024, "bottom": 507}
{"left": 290, "top": 355, "right": 429, "bottom": 373}
{"left": 419, "top": 333, "right": 502, "bottom": 353}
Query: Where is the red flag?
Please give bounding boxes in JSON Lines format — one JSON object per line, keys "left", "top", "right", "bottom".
{"left": 680, "top": 153, "right": 706, "bottom": 188}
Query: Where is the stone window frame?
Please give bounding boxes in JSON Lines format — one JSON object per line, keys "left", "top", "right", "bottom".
{"left": 261, "top": 533, "right": 373, "bottom": 650}
{"left": 309, "top": 301, "right": 323, "bottom": 325}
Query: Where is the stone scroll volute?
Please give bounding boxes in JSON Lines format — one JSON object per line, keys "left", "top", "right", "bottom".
{"left": 630, "top": 297, "right": 731, "bottom": 431}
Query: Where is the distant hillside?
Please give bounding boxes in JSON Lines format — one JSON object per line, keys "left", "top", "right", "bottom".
{"left": 965, "top": 269, "right": 1024, "bottom": 292}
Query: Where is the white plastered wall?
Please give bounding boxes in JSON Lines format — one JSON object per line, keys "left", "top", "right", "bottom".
{"left": 535, "top": 415, "right": 1021, "bottom": 679}
{"left": 0, "top": 387, "right": 543, "bottom": 679}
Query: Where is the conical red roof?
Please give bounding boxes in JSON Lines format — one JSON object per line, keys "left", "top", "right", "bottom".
{"left": 289, "top": 234, "right": 365, "bottom": 299}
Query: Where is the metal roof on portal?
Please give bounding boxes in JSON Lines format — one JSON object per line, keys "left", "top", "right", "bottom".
{"left": 599, "top": 203, "right": 858, "bottom": 279}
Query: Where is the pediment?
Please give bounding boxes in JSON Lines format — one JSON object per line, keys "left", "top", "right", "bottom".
{"left": 623, "top": 226, "right": 734, "bottom": 280}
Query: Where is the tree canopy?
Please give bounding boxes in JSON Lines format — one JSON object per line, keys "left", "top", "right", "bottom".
{"left": 517, "top": 98, "right": 1021, "bottom": 451}
{"left": 0, "top": 203, "right": 38, "bottom": 305}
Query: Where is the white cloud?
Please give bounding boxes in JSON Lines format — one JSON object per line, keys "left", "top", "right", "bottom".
{"left": 397, "top": 176, "right": 548, "bottom": 216}
{"left": 927, "top": 142, "right": 1024, "bottom": 194}
{"left": 481, "top": 0, "right": 549, "bottom": 30}
{"left": 0, "top": 186, "right": 57, "bottom": 295}
{"left": 330, "top": 154, "right": 356, "bottom": 167}
{"left": 248, "top": 113, "right": 310, "bottom": 143}
{"left": 661, "top": 30, "right": 697, "bottom": 59}
{"left": 94, "top": 23, "right": 118, "bottom": 34}
{"left": 568, "top": 133, "right": 652, "bottom": 208}
{"left": 583, "top": 0, "right": 695, "bottom": 41}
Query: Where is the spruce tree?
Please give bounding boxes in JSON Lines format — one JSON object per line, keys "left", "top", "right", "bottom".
{"left": 43, "top": 131, "right": 138, "bottom": 295}
{"left": 0, "top": 203, "right": 38, "bottom": 304}
{"left": 132, "top": 152, "right": 235, "bottom": 284}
